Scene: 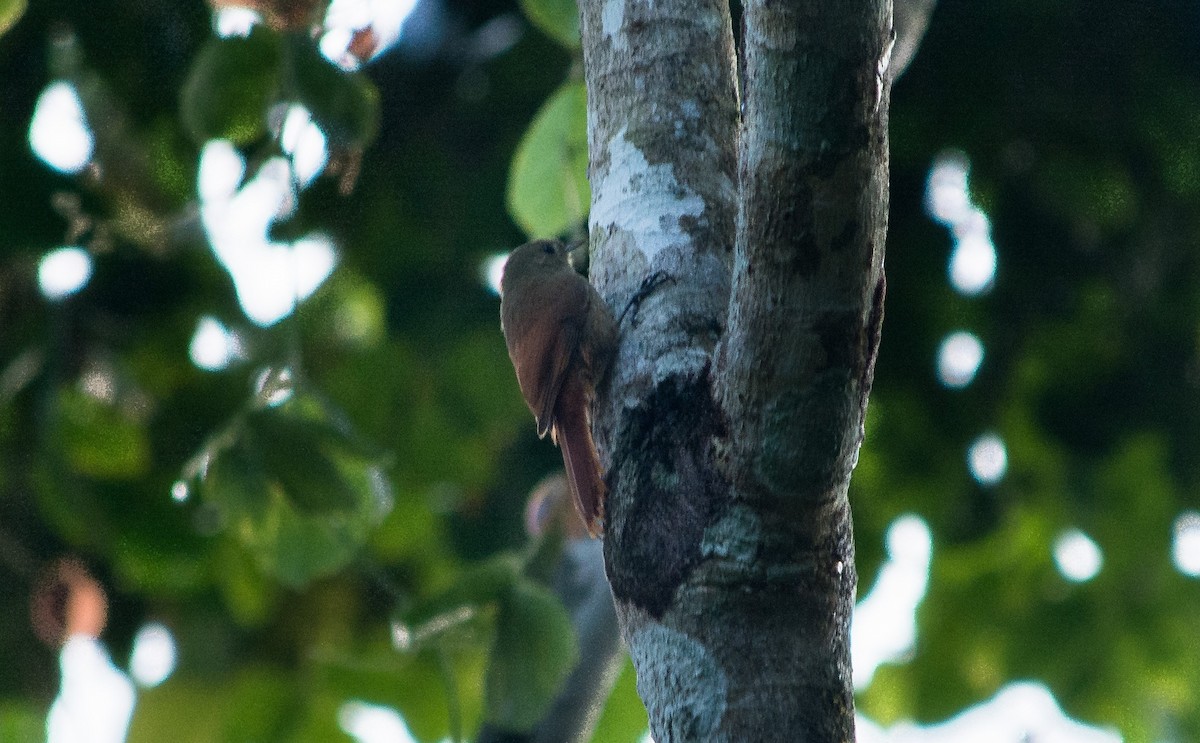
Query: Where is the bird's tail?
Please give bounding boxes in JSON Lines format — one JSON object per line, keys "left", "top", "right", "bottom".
{"left": 553, "top": 378, "right": 606, "bottom": 537}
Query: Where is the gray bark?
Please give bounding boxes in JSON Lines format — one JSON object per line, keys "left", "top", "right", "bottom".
{"left": 580, "top": 0, "right": 891, "bottom": 740}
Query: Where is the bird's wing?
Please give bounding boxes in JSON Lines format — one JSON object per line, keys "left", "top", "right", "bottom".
{"left": 512, "top": 278, "right": 589, "bottom": 439}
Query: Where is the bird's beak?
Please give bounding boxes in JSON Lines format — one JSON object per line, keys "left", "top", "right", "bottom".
{"left": 566, "top": 239, "right": 589, "bottom": 274}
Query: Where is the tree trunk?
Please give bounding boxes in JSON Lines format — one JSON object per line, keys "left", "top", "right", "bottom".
{"left": 580, "top": 0, "right": 891, "bottom": 740}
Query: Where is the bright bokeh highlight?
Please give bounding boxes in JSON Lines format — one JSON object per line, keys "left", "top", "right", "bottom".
{"left": 30, "top": 82, "right": 94, "bottom": 174}
{"left": 926, "top": 151, "right": 997, "bottom": 296}
{"left": 189, "top": 316, "right": 241, "bottom": 371}
{"left": 79, "top": 362, "right": 116, "bottom": 403}
{"left": 214, "top": 6, "right": 260, "bottom": 37}
{"left": 968, "top": 433, "right": 1007, "bottom": 485}
{"left": 949, "top": 225, "right": 998, "bottom": 296}
{"left": 853, "top": 514, "right": 933, "bottom": 689}
{"left": 281, "top": 105, "right": 329, "bottom": 186}
{"left": 338, "top": 701, "right": 420, "bottom": 743}
{"left": 1054, "top": 528, "right": 1103, "bottom": 583}
{"left": 197, "top": 141, "right": 337, "bottom": 326}
{"left": 937, "top": 331, "right": 984, "bottom": 389}
{"left": 858, "top": 681, "right": 1121, "bottom": 743}
{"left": 197, "top": 138, "right": 245, "bottom": 201}
{"left": 254, "top": 366, "right": 296, "bottom": 408}
{"left": 1172, "top": 511, "right": 1200, "bottom": 577}
{"left": 321, "top": 0, "right": 419, "bottom": 68}
{"left": 128, "top": 622, "right": 177, "bottom": 688}
{"left": 38, "top": 247, "right": 93, "bottom": 301}
{"left": 926, "top": 152, "right": 971, "bottom": 224}
{"left": 482, "top": 251, "right": 508, "bottom": 296}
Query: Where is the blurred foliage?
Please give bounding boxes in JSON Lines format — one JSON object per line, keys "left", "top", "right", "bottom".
{"left": 506, "top": 81, "right": 588, "bottom": 239}
{"left": 853, "top": 1, "right": 1200, "bottom": 739}
{"left": 0, "top": 0, "right": 1198, "bottom": 742}
{"left": 517, "top": 0, "right": 578, "bottom": 50}
{"left": 0, "top": 0, "right": 25, "bottom": 38}
{"left": 181, "top": 26, "right": 284, "bottom": 146}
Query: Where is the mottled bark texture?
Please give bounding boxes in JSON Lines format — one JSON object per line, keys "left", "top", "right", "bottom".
{"left": 580, "top": 0, "right": 891, "bottom": 741}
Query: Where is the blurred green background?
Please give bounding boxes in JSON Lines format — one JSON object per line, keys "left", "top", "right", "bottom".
{"left": 1, "top": 0, "right": 1199, "bottom": 741}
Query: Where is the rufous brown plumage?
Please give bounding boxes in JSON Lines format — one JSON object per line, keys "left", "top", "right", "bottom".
{"left": 500, "top": 239, "right": 617, "bottom": 537}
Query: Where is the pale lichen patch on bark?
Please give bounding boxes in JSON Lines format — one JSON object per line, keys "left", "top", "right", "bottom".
{"left": 601, "top": 0, "right": 626, "bottom": 50}
{"left": 629, "top": 623, "right": 728, "bottom": 742}
{"left": 701, "top": 502, "right": 762, "bottom": 563}
{"left": 589, "top": 125, "right": 706, "bottom": 272}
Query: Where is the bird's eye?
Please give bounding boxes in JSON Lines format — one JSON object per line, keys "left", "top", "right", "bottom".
{"left": 542, "top": 243, "right": 556, "bottom": 255}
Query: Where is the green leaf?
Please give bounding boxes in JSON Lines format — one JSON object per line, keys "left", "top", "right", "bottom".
{"left": 213, "top": 539, "right": 278, "bottom": 626}
{"left": 196, "top": 390, "right": 393, "bottom": 588}
{"left": 507, "top": 81, "right": 589, "bottom": 238}
{"left": 592, "top": 657, "right": 651, "bottom": 743}
{"left": 519, "top": 0, "right": 580, "bottom": 49}
{"left": 244, "top": 407, "right": 363, "bottom": 513}
{"left": 223, "top": 470, "right": 388, "bottom": 589}
{"left": 297, "top": 269, "right": 387, "bottom": 350}
{"left": 202, "top": 438, "right": 273, "bottom": 520}
{"left": 55, "top": 387, "right": 151, "bottom": 479}
{"left": 112, "top": 541, "right": 208, "bottom": 596}
{"left": 404, "top": 555, "right": 522, "bottom": 639}
{"left": 318, "top": 637, "right": 490, "bottom": 743}
{"left": 180, "top": 26, "right": 282, "bottom": 146}
{"left": 0, "top": 0, "right": 26, "bottom": 38}
{"left": 284, "top": 33, "right": 380, "bottom": 147}
{"left": 485, "top": 577, "right": 579, "bottom": 731}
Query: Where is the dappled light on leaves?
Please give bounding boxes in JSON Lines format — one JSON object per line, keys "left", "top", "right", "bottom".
{"left": 936, "top": 331, "right": 984, "bottom": 389}
{"left": 37, "top": 246, "right": 92, "bottom": 301}
{"left": 29, "top": 82, "right": 93, "bottom": 174}
{"left": 967, "top": 433, "right": 1007, "bottom": 486}
{"left": 1, "top": 1, "right": 1197, "bottom": 741}
{"left": 1053, "top": 529, "right": 1103, "bottom": 583}
{"left": 254, "top": 365, "right": 295, "bottom": 407}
